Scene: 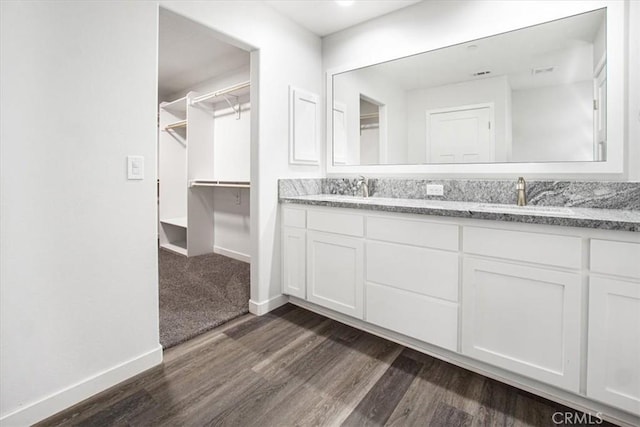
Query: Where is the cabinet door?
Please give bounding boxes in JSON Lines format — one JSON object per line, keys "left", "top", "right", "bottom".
{"left": 462, "top": 258, "right": 581, "bottom": 392}
{"left": 587, "top": 277, "right": 640, "bottom": 415}
{"left": 282, "top": 227, "right": 306, "bottom": 299}
{"left": 307, "top": 231, "right": 364, "bottom": 318}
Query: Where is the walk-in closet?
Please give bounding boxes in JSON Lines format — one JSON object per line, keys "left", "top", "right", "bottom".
{"left": 157, "top": 8, "right": 251, "bottom": 348}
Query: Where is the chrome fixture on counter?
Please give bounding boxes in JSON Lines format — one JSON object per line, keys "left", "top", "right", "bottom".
{"left": 517, "top": 177, "right": 527, "bottom": 206}
{"left": 357, "top": 175, "right": 369, "bottom": 198}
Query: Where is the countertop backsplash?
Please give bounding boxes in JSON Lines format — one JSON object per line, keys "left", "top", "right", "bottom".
{"left": 279, "top": 178, "right": 640, "bottom": 210}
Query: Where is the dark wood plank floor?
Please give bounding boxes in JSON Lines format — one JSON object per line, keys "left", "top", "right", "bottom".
{"left": 38, "top": 304, "right": 617, "bottom": 427}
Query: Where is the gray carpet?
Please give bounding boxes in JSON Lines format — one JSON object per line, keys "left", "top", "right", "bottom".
{"left": 159, "top": 249, "right": 250, "bottom": 349}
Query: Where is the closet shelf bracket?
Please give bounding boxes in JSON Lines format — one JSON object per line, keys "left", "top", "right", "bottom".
{"left": 221, "top": 94, "right": 241, "bottom": 120}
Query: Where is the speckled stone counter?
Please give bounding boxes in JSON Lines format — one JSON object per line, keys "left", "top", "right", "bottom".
{"left": 278, "top": 179, "right": 640, "bottom": 232}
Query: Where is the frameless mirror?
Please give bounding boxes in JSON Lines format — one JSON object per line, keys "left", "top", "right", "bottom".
{"left": 332, "top": 8, "right": 607, "bottom": 166}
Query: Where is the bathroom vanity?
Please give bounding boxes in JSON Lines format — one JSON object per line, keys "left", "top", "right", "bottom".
{"left": 283, "top": 2, "right": 639, "bottom": 424}
{"left": 279, "top": 181, "right": 640, "bottom": 426}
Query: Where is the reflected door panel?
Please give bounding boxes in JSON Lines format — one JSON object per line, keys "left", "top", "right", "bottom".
{"left": 427, "top": 106, "right": 493, "bottom": 163}
{"left": 333, "top": 103, "right": 348, "bottom": 165}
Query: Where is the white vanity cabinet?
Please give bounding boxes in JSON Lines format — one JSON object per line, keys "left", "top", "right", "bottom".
{"left": 307, "top": 231, "right": 364, "bottom": 318}
{"left": 281, "top": 207, "right": 307, "bottom": 298}
{"left": 462, "top": 258, "right": 582, "bottom": 392}
{"left": 305, "top": 209, "right": 364, "bottom": 318}
{"left": 587, "top": 240, "right": 640, "bottom": 415}
{"left": 365, "top": 215, "right": 459, "bottom": 351}
{"left": 280, "top": 202, "right": 640, "bottom": 424}
{"left": 461, "top": 226, "right": 583, "bottom": 392}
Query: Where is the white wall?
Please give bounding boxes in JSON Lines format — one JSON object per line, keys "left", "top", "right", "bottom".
{"left": 213, "top": 188, "right": 251, "bottom": 261}
{"left": 1, "top": 0, "right": 322, "bottom": 424}
{"left": 406, "top": 76, "right": 511, "bottom": 163}
{"left": 323, "top": 0, "right": 635, "bottom": 179}
{"left": 0, "top": 1, "right": 161, "bottom": 425}
{"left": 512, "top": 81, "right": 594, "bottom": 162}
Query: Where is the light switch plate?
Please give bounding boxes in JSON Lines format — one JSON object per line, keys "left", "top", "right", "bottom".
{"left": 127, "top": 155, "right": 144, "bottom": 180}
{"left": 426, "top": 184, "right": 444, "bottom": 196}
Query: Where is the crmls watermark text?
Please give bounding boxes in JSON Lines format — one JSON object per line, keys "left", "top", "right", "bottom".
{"left": 552, "top": 411, "right": 604, "bottom": 425}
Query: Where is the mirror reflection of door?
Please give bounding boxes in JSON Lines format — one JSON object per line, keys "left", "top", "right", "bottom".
{"left": 594, "top": 64, "right": 607, "bottom": 161}
{"left": 333, "top": 102, "right": 348, "bottom": 164}
{"left": 426, "top": 104, "right": 495, "bottom": 163}
{"left": 360, "top": 96, "right": 382, "bottom": 165}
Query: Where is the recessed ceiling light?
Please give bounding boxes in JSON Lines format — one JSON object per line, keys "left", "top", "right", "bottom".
{"left": 335, "top": 0, "right": 355, "bottom": 7}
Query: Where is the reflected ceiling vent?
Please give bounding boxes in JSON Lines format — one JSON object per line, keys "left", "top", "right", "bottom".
{"left": 532, "top": 66, "right": 556, "bottom": 75}
{"left": 472, "top": 70, "right": 491, "bottom": 77}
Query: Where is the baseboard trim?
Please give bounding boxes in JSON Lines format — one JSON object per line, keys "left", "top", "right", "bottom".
{"left": 0, "top": 345, "right": 163, "bottom": 426}
{"left": 213, "top": 246, "right": 250, "bottom": 263}
{"left": 249, "top": 294, "right": 289, "bottom": 315}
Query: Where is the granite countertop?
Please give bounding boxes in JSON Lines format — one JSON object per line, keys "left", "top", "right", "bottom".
{"left": 280, "top": 194, "right": 640, "bottom": 232}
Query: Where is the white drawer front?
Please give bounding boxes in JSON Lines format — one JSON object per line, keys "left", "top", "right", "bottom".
{"left": 367, "top": 241, "right": 458, "bottom": 302}
{"left": 367, "top": 215, "right": 459, "bottom": 251}
{"left": 366, "top": 282, "right": 458, "bottom": 351}
{"left": 307, "top": 209, "right": 364, "bottom": 237}
{"left": 591, "top": 239, "right": 640, "bottom": 279}
{"left": 464, "top": 226, "right": 581, "bottom": 269}
{"left": 282, "top": 207, "right": 306, "bottom": 228}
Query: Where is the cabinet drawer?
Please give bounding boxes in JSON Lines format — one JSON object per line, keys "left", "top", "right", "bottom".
{"left": 367, "top": 215, "right": 458, "bottom": 251}
{"left": 591, "top": 239, "right": 640, "bottom": 279}
{"left": 366, "top": 282, "right": 457, "bottom": 351}
{"left": 307, "top": 209, "right": 364, "bottom": 237}
{"left": 282, "top": 207, "right": 306, "bottom": 228}
{"left": 367, "top": 241, "right": 458, "bottom": 302}
{"left": 464, "top": 226, "right": 581, "bottom": 269}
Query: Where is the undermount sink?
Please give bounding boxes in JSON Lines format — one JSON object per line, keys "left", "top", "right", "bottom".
{"left": 477, "top": 204, "right": 576, "bottom": 217}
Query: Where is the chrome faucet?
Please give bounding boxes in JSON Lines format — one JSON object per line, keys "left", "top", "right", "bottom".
{"left": 516, "top": 177, "right": 527, "bottom": 206}
{"left": 357, "top": 175, "right": 369, "bottom": 198}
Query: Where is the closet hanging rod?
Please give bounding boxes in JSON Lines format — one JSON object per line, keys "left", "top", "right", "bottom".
{"left": 165, "top": 120, "right": 187, "bottom": 131}
{"left": 360, "top": 113, "right": 379, "bottom": 120}
{"left": 190, "top": 81, "right": 251, "bottom": 106}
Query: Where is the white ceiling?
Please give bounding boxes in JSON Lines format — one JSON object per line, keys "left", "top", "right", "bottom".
{"left": 158, "top": 8, "right": 249, "bottom": 100}
{"left": 343, "top": 8, "right": 604, "bottom": 92}
{"left": 265, "top": 0, "right": 423, "bottom": 37}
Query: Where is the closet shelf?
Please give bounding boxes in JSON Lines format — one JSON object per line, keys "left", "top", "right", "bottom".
{"left": 160, "top": 241, "right": 187, "bottom": 256}
{"left": 161, "top": 96, "right": 187, "bottom": 114}
{"left": 165, "top": 120, "right": 187, "bottom": 131}
{"left": 160, "top": 217, "right": 187, "bottom": 228}
{"left": 190, "top": 180, "right": 250, "bottom": 189}
{"left": 190, "top": 81, "right": 250, "bottom": 119}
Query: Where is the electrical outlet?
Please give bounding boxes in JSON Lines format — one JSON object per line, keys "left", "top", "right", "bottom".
{"left": 426, "top": 184, "right": 444, "bottom": 196}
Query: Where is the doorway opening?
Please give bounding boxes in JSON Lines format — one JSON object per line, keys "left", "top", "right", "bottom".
{"left": 157, "top": 8, "right": 253, "bottom": 349}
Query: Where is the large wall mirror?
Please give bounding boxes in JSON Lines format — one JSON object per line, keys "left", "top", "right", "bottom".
{"left": 331, "top": 8, "right": 610, "bottom": 168}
